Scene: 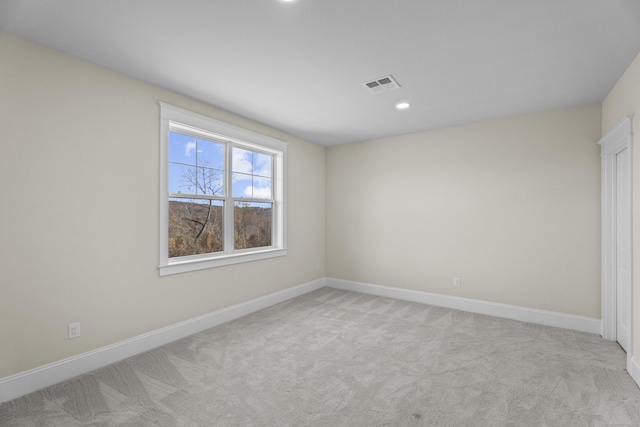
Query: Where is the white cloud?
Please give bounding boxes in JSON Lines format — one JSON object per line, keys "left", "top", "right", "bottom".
{"left": 184, "top": 141, "right": 196, "bottom": 157}
{"left": 244, "top": 186, "right": 272, "bottom": 199}
{"left": 232, "top": 148, "right": 253, "bottom": 173}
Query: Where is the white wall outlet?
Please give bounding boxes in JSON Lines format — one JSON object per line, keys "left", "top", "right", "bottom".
{"left": 68, "top": 322, "right": 81, "bottom": 339}
{"left": 316, "top": 264, "right": 321, "bottom": 272}
{"left": 453, "top": 277, "right": 461, "bottom": 287}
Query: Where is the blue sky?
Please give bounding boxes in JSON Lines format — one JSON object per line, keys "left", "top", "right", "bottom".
{"left": 169, "top": 131, "right": 272, "bottom": 199}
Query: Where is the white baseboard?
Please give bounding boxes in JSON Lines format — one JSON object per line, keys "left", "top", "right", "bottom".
{"left": 327, "top": 278, "right": 601, "bottom": 335}
{"left": 0, "top": 278, "right": 327, "bottom": 404}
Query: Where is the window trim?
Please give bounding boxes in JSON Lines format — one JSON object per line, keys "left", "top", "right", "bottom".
{"left": 159, "top": 102, "right": 287, "bottom": 276}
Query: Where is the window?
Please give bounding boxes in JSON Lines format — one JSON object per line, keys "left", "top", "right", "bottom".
{"left": 159, "top": 103, "right": 287, "bottom": 275}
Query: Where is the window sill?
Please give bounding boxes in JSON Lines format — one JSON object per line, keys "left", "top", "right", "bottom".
{"left": 159, "top": 248, "right": 287, "bottom": 276}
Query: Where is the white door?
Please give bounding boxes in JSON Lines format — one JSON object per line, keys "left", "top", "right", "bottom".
{"left": 616, "top": 147, "right": 631, "bottom": 353}
{"left": 598, "top": 116, "right": 633, "bottom": 361}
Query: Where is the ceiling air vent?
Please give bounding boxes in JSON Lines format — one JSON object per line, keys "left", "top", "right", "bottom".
{"left": 363, "top": 75, "right": 401, "bottom": 94}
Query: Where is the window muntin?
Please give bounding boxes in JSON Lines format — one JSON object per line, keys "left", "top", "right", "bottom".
{"left": 159, "top": 103, "right": 287, "bottom": 275}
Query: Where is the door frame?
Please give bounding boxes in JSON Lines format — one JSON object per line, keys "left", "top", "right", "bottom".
{"left": 599, "top": 115, "right": 634, "bottom": 368}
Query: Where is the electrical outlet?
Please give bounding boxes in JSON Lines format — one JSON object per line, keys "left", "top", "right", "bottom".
{"left": 453, "top": 277, "right": 461, "bottom": 287}
{"left": 68, "top": 322, "right": 81, "bottom": 339}
{"left": 316, "top": 264, "right": 321, "bottom": 272}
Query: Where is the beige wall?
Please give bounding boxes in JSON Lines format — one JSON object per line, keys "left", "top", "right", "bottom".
{"left": 326, "top": 103, "right": 602, "bottom": 317}
{"left": 602, "top": 52, "right": 640, "bottom": 361}
{"left": 0, "top": 32, "right": 326, "bottom": 378}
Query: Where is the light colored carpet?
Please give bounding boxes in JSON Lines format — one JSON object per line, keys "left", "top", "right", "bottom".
{"left": 2, "top": 288, "right": 640, "bottom": 426}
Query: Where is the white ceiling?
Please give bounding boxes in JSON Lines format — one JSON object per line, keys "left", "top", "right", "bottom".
{"left": 1, "top": 0, "right": 640, "bottom": 146}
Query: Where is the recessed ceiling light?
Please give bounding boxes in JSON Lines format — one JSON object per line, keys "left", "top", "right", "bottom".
{"left": 396, "top": 102, "right": 411, "bottom": 110}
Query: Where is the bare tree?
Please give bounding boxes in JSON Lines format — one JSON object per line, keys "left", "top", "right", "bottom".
{"left": 169, "top": 162, "right": 224, "bottom": 257}
{"left": 181, "top": 163, "right": 222, "bottom": 240}
{"left": 169, "top": 159, "right": 272, "bottom": 256}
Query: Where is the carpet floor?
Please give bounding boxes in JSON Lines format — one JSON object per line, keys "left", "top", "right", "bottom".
{"left": 2, "top": 288, "right": 640, "bottom": 426}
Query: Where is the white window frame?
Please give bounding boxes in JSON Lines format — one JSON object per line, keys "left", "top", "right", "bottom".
{"left": 159, "top": 102, "right": 287, "bottom": 276}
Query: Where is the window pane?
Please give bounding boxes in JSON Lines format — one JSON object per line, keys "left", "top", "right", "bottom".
{"left": 231, "top": 147, "right": 273, "bottom": 198}
{"left": 252, "top": 176, "right": 272, "bottom": 199}
{"left": 234, "top": 202, "right": 272, "bottom": 250}
{"left": 197, "top": 138, "right": 224, "bottom": 170}
{"left": 169, "top": 163, "right": 197, "bottom": 194}
{"left": 169, "top": 198, "right": 223, "bottom": 257}
{"left": 253, "top": 152, "right": 272, "bottom": 177}
{"left": 232, "top": 172, "right": 252, "bottom": 197}
{"left": 232, "top": 147, "right": 253, "bottom": 174}
{"left": 231, "top": 175, "right": 271, "bottom": 199}
{"left": 170, "top": 164, "right": 224, "bottom": 196}
{"left": 169, "top": 132, "right": 197, "bottom": 165}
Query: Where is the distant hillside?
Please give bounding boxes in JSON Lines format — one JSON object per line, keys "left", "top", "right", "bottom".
{"left": 168, "top": 199, "right": 271, "bottom": 257}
